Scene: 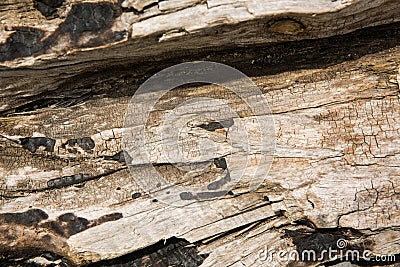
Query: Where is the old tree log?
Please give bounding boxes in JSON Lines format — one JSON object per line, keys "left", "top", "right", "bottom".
{"left": 1, "top": 0, "right": 400, "bottom": 266}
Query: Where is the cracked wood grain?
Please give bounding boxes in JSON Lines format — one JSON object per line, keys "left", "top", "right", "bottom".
{"left": 0, "top": 36, "right": 400, "bottom": 266}
{"left": 1, "top": 2, "right": 400, "bottom": 267}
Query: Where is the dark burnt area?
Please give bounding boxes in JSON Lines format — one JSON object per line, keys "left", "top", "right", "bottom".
{"left": 131, "top": 192, "right": 142, "bottom": 199}
{"left": 0, "top": 209, "right": 48, "bottom": 227}
{"left": 207, "top": 170, "right": 231, "bottom": 190}
{"left": 197, "top": 190, "right": 229, "bottom": 199}
{"left": 0, "top": 245, "right": 67, "bottom": 267}
{"left": 0, "top": 28, "right": 45, "bottom": 62}
{"left": 33, "top": 0, "right": 65, "bottom": 18}
{"left": 179, "top": 190, "right": 233, "bottom": 200}
{"left": 20, "top": 137, "right": 56, "bottom": 153}
{"left": 40, "top": 251, "right": 63, "bottom": 262}
{"left": 104, "top": 151, "right": 127, "bottom": 163}
{"left": 118, "top": 0, "right": 159, "bottom": 15}
{"left": 90, "top": 213, "right": 124, "bottom": 227}
{"left": 45, "top": 168, "right": 125, "bottom": 191}
{"left": 179, "top": 191, "right": 194, "bottom": 200}
{"left": 285, "top": 227, "right": 373, "bottom": 264}
{"left": 0, "top": 209, "right": 122, "bottom": 238}
{"left": 0, "top": 169, "right": 124, "bottom": 197}
{"left": 197, "top": 118, "right": 234, "bottom": 132}
{"left": 41, "top": 212, "right": 123, "bottom": 238}
{"left": 213, "top": 157, "right": 227, "bottom": 170}
{"left": 47, "top": 173, "right": 89, "bottom": 188}
{"left": 0, "top": 3, "right": 121, "bottom": 62}
{"left": 42, "top": 213, "right": 90, "bottom": 237}
{"left": 84, "top": 237, "right": 208, "bottom": 267}
{"left": 63, "top": 137, "right": 95, "bottom": 152}
{"left": 179, "top": 190, "right": 230, "bottom": 201}
{"left": 60, "top": 3, "right": 121, "bottom": 43}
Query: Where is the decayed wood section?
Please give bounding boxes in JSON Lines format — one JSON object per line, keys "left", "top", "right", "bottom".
{"left": 1, "top": 0, "right": 400, "bottom": 266}
{"left": 1, "top": 0, "right": 400, "bottom": 114}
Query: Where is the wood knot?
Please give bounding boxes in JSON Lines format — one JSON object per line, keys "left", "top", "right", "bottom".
{"left": 269, "top": 19, "right": 305, "bottom": 35}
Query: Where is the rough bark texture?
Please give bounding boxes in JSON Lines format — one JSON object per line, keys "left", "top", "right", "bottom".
{"left": 1, "top": 0, "right": 400, "bottom": 267}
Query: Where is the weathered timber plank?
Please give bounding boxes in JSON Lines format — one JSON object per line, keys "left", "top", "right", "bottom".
{"left": 1, "top": 1, "right": 400, "bottom": 266}
{"left": 0, "top": 36, "right": 399, "bottom": 266}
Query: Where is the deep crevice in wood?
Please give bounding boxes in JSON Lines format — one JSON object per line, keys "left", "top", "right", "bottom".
{"left": 1, "top": 21, "right": 399, "bottom": 117}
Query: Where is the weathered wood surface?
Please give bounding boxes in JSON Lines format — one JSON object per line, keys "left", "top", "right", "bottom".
{"left": 1, "top": 0, "right": 400, "bottom": 267}
{"left": 1, "top": 0, "right": 399, "bottom": 68}
{"left": 1, "top": 0, "right": 400, "bottom": 117}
